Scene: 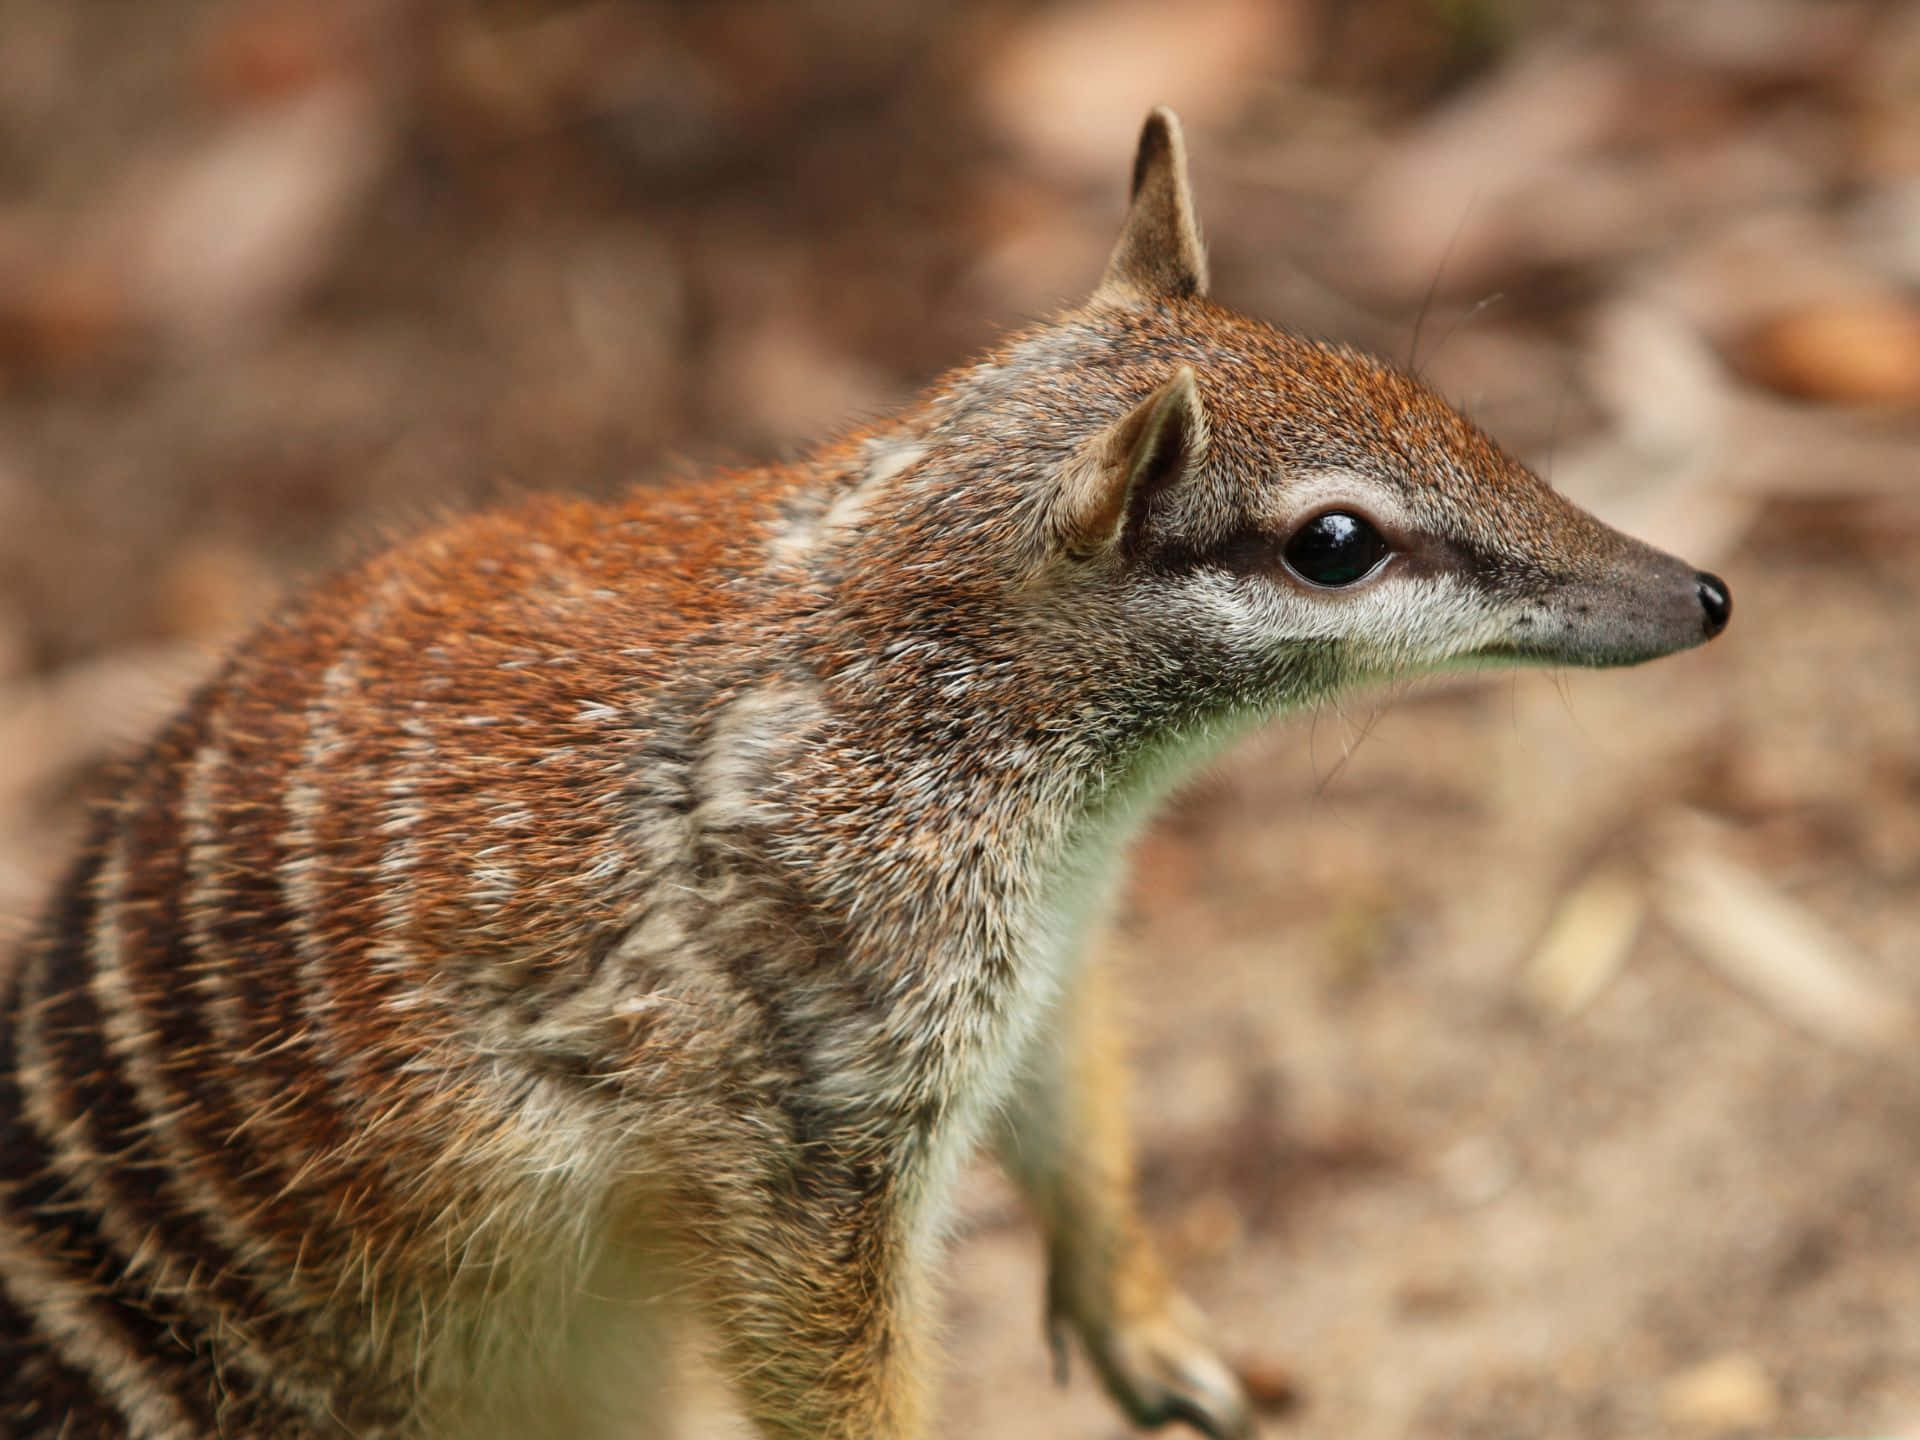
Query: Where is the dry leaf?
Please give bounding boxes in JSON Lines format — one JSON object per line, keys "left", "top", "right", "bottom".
{"left": 1659, "top": 1352, "right": 1780, "bottom": 1432}
{"left": 1521, "top": 865, "right": 1645, "bottom": 1019}
{"left": 133, "top": 83, "right": 391, "bottom": 354}
{"left": 1652, "top": 810, "right": 1914, "bottom": 1055}
{"left": 1738, "top": 297, "right": 1920, "bottom": 406}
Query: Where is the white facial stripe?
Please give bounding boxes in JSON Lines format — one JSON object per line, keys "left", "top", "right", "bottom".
{"left": 1177, "top": 565, "right": 1509, "bottom": 677}
{"left": 1246, "top": 467, "right": 1417, "bottom": 538}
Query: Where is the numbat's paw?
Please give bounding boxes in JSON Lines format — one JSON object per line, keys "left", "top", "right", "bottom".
{"left": 1060, "top": 1293, "right": 1255, "bottom": 1439}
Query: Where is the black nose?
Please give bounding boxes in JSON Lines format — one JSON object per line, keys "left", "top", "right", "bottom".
{"left": 1696, "top": 571, "right": 1731, "bottom": 638}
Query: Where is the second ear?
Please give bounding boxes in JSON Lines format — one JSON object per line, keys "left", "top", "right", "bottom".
{"left": 1094, "top": 106, "right": 1210, "bottom": 307}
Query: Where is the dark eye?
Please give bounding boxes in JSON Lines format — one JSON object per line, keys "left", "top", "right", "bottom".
{"left": 1281, "top": 511, "right": 1390, "bottom": 587}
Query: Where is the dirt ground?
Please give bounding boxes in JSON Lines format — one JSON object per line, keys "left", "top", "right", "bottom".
{"left": 4, "top": 2, "right": 1920, "bottom": 1436}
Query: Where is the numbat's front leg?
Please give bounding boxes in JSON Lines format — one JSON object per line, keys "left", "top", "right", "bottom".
{"left": 691, "top": 1155, "right": 935, "bottom": 1440}
{"left": 994, "top": 962, "right": 1252, "bottom": 1439}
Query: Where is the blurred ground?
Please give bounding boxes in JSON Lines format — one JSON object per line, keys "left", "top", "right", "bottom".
{"left": 4, "top": 1, "right": 1920, "bottom": 1436}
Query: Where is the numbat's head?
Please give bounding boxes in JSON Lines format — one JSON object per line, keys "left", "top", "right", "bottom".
{"left": 824, "top": 108, "right": 1728, "bottom": 746}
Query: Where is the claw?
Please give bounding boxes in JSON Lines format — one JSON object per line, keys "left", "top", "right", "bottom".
{"left": 1074, "top": 1294, "right": 1256, "bottom": 1439}
{"left": 1140, "top": 1348, "right": 1254, "bottom": 1439}
{"left": 1161, "top": 1392, "right": 1239, "bottom": 1440}
{"left": 1128, "top": 1336, "right": 1253, "bottom": 1439}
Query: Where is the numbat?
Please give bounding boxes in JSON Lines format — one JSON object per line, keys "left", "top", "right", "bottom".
{"left": 0, "top": 109, "right": 1728, "bottom": 1440}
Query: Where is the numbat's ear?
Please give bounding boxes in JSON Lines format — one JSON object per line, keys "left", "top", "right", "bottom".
{"left": 1051, "top": 367, "right": 1208, "bottom": 559}
{"left": 1095, "top": 106, "right": 1210, "bottom": 307}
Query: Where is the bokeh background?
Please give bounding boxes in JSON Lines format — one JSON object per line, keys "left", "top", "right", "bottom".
{"left": 3, "top": 1, "right": 1919, "bottom": 1436}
